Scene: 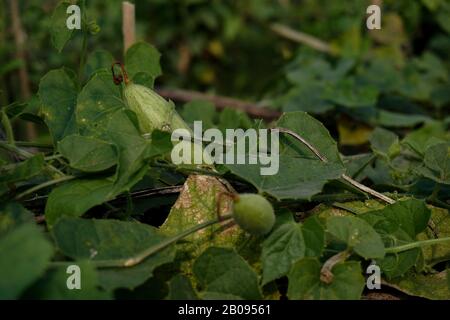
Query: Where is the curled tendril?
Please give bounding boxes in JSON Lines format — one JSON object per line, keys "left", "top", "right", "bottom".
{"left": 111, "top": 62, "right": 129, "bottom": 85}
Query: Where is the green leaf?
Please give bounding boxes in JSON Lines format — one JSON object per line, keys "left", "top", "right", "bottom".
{"left": 50, "top": 1, "right": 75, "bottom": 52}
{"left": 0, "top": 154, "right": 45, "bottom": 183}
{"left": 369, "top": 127, "right": 400, "bottom": 160}
{"left": 360, "top": 199, "right": 431, "bottom": 277}
{"left": 261, "top": 214, "right": 325, "bottom": 285}
{"left": 39, "top": 69, "right": 78, "bottom": 143}
{"left": 226, "top": 112, "right": 345, "bottom": 200}
{"left": 416, "top": 142, "right": 450, "bottom": 184}
{"left": 125, "top": 42, "right": 162, "bottom": 87}
{"left": 0, "top": 223, "right": 53, "bottom": 299}
{"left": 193, "top": 247, "right": 262, "bottom": 300}
{"left": 45, "top": 178, "right": 115, "bottom": 227}
{"left": 52, "top": 217, "right": 176, "bottom": 291}
{"left": 376, "top": 110, "right": 430, "bottom": 128}
{"left": 324, "top": 78, "right": 379, "bottom": 108}
{"left": 76, "top": 72, "right": 126, "bottom": 138}
{"left": 326, "top": 216, "right": 385, "bottom": 259}
{"left": 58, "top": 135, "right": 117, "bottom": 172}
{"left": 24, "top": 261, "right": 112, "bottom": 300}
{"left": 105, "top": 109, "right": 151, "bottom": 194}
{"left": 287, "top": 258, "right": 365, "bottom": 300}
{"left": 168, "top": 275, "right": 198, "bottom": 300}
{"left": 361, "top": 199, "right": 431, "bottom": 240}
{"left": 282, "top": 83, "right": 334, "bottom": 114}
{"left": 402, "top": 121, "right": 448, "bottom": 156}
{"left": 46, "top": 111, "right": 169, "bottom": 226}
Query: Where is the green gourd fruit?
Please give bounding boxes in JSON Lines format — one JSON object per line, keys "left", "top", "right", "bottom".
{"left": 233, "top": 193, "right": 275, "bottom": 236}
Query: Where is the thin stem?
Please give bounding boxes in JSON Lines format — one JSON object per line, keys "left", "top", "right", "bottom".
{"left": 1, "top": 110, "right": 15, "bottom": 145}
{"left": 385, "top": 237, "right": 450, "bottom": 254}
{"left": 0, "top": 140, "right": 32, "bottom": 158}
{"left": 14, "top": 175, "right": 75, "bottom": 200}
{"left": 274, "top": 127, "right": 395, "bottom": 204}
{"left": 92, "top": 214, "right": 234, "bottom": 268}
{"left": 0, "top": 141, "right": 65, "bottom": 177}
{"left": 12, "top": 141, "right": 53, "bottom": 149}
{"left": 332, "top": 202, "right": 360, "bottom": 214}
{"left": 44, "top": 154, "right": 63, "bottom": 161}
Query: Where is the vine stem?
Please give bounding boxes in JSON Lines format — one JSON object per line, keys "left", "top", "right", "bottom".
{"left": 385, "top": 237, "right": 450, "bottom": 254}
{"left": 273, "top": 128, "right": 395, "bottom": 204}
{"left": 74, "top": 214, "right": 234, "bottom": 268}
{"left": 14, "top": 175, "right": 76, "bottom": 200}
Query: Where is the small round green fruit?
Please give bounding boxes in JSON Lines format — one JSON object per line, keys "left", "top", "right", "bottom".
{"left": 233, "top": 193, "right": 275, "bottom": 236}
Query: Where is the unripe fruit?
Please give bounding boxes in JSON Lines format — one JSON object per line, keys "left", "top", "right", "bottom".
{"left": 123, "top": 82, "right": 213, "bottom": 166}
{"left": 233, "top": 194, "right": 275, "bottom": 236}
{"left": 124, "top": 83, "right": 191, "bottom": 134}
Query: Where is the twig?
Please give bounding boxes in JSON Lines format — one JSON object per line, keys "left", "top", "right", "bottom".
{"left": 273, "top": 128, "right": 396, "bottom": 204}
{"left": 270, "top": 23, "right": 337, "bottom": 55}
{"left": 341, "top": 174, "right": 395, "bottom": 204}
{"left": 156, "top": 88, "right": 281, "bottom": 121}
{"left": 122, "top": 1, "right": 135, "bottom": 54}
